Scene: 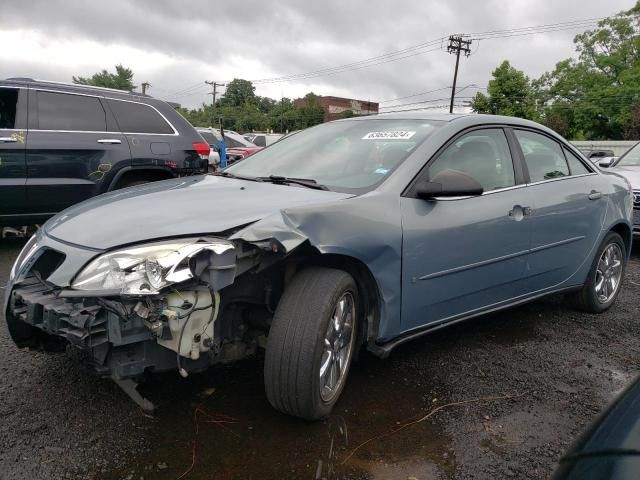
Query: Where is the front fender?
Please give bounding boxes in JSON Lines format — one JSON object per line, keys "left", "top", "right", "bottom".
{"left": 231, "top": 191, "right": 404, "bottom": 340}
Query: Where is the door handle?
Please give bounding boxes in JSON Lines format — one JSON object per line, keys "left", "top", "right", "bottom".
{"left": 509, "top": 205, "right": 533, "bottom": 220}
{"left": 97, "top": 139, "right": 122, "bottom": 144}
{"left": 588, "top": 191, "right": 602, "bottom": 200}
{"left": 0, "top": 137, "right": 17, "bottom": 143}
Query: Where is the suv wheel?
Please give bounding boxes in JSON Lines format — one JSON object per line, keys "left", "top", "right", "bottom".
{"left": 264, "top": 267, "right": 358, "bottom": 420}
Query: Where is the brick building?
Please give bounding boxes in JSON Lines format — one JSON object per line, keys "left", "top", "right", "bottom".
{"left": 294, "top": 95, "right": 379, "bottom": 122}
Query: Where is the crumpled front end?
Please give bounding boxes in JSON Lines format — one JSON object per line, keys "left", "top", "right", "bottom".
{"left": 4, "top": 232, "right": 272, "bottom": 384}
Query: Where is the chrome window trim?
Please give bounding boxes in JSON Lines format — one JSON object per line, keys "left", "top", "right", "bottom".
{"left": 30, "top": 88, "right": 178, "bottom": 136}
{"left": 526, "top": 172, "right": 598, "bottom": 187}
{"left": 431, "top": 183, "right": 527, "bottom": 202}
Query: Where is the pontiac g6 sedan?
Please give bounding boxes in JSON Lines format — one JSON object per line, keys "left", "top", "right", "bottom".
{"left": 4, "top": 113, "right": 634, "bottom": 420}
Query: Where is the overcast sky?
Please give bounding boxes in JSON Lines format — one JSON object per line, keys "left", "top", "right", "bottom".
{"left": 0, "top": 0, "right": 633, "bottom": 110}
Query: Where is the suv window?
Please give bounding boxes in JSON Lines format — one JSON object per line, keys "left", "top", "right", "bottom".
{"left": 36, "top": 91, "right": 106, "bottom": 131}
{"left": 429, "top": 128, "right": 515, "bottom": 192}
{"left": 563, "top": 147, "right": 591, "bottom": 175}
{"left": 199, "top": 131, "right": 218, "bottom": 144}
{"left": 515, "top": 130, "right": 569, "bottom": 182}
{"left": 225, "top": 136, "right": 244, "bottom": 148}
{"left": 0, "top": 88, "right": 18, "bottom": 129}
{"left": 107, "top": 99, "right": 174, "bottom": 134}
{"left": 252, "top": 135, "right": 266, "bottom": 147}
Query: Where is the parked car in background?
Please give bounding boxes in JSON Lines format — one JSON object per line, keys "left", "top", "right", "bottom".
{"left": 607, "top": 141, "right": 640, "bottom": 235}
{"left": 221, "top": 130, "right": 262, "bottom": 160}
{"left": 553, "top": 376, "right": 640, "bottom": 479}
{"left": 0, "top": 77, "right": 210, "bottom": 226}
{"left": 579, "top": 148, "right": 616, "bottom": 161}
{"left": 196, "top": 127, "right": 221, "bottom": 168}
{"left": 244, "top": 132, "right": 283, "bottom": 147}
{"left": 5, "top": 113, "right": 633, "bottom": 420}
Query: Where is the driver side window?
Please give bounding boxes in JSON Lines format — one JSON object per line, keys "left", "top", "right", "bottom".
{"left": 429, "top": 128, "right": 515, "bottom": 192}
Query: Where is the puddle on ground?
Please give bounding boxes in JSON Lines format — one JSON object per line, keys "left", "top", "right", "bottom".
{"left": 103, "top": 355, "right": 455, "bottom": 480}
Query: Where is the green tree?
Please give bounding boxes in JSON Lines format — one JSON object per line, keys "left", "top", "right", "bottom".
{"left": 470, "top": 60, "right": 538, "bottom": 120}
{"left": 73, "top": 64, "right": 135, "bottom": 91}
{"left": 295, "top": 93, "right": 325, "bottom": 129}
{"left": 218, "top": 79, "right": 257, "bottom": 107}
{"left": 535, "top": 2, "right": 640, "bottom": 139}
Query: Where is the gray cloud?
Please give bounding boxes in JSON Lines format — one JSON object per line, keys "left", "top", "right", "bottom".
{"left": 0, "top": 0, "right": 632, "bottom": 108}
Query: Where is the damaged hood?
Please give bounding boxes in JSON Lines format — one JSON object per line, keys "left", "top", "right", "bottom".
{"left": 44, "top": 175, "right": 354, "bottom": 250}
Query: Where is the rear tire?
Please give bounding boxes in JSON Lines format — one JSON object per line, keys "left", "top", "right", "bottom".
{"left": 567, "top": 231, "right": 626, "bottom": 313}
{"left": 264, "top": 267, "right": 358, "bottom": 420}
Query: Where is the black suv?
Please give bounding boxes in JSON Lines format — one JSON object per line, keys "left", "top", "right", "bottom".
{"left": 0, "top": 78, "right": 210, "bottom": 226}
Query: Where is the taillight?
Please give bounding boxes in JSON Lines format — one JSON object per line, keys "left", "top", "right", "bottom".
{"left": 192, "top": 142, "right": 210, "bottom": 157}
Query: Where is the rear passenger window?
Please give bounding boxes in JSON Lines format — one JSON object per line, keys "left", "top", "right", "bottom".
{"left": 563, "top": 147, "right": 591, "bottom": 175}
{"left": 108, "top": 100, "right": 174, "bottom": 134}
{"left": 430, "top": 128, "right": 515, "bottom": 192}
{"left": 515, "top": 130, "right": 569, "bottom": 182}
{"left": 253, "top": 135, "right": 266, "bottom": 147}
{"left": 37, "top": 91, "right": 106, "bottom": 131}
{"left": 0, "top": 88, "right": 18, "bottom": 129}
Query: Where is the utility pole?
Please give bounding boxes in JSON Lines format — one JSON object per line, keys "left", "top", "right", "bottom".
{"left": 205, "top": 81, "right": 225, "bottom": 126}
{"left": 141, "top": 82, "right": 150, "bottom": 95}
{"left": 447, "top": 35, "right": 472, "bottom": 113}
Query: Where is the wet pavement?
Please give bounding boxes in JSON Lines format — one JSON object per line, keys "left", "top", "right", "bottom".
{"left": 1, "top": 237, "right": 639, "bottom": 480}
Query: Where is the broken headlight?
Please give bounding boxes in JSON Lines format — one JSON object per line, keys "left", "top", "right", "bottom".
{"left": 71, "top": 238, "right": 234, "bottom": 295}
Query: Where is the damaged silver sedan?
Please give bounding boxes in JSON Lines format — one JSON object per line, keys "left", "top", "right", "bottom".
{"left": 4, "top": 113, "right": 634, "bottom": 420}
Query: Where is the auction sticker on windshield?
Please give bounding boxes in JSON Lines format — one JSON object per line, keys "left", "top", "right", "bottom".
{"left": 362, "top": 131, "right": 416, "bottom": 140}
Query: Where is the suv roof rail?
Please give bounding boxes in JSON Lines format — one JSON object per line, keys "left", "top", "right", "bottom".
{"left": 4, "top": 77, "right": 138, "bottom": 95}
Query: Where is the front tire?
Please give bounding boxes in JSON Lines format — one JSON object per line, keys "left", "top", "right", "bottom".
{"left": 567, "top": 231, "right": 626, "bottom": 313}
{"left": 264, "top": 267, "right": 358, "bottom": 420}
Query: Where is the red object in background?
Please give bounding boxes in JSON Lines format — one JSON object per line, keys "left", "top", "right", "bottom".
{"left": 192, "top": 142, "right": 211, "bottom": 157}
{"left": 164, "top": 160, "right": 178, "bottom": 169}
{"left": 227, "top": 146, "right": 262, "bottom": 158}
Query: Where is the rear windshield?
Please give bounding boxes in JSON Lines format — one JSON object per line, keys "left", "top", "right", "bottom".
{"left": 226, "top": 119, "right": 442, "bottom": 193}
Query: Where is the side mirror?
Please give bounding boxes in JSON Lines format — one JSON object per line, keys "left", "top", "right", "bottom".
{"left": 598, "top": 158, "right": 614, "bottom": 168}
{"left": 415, "top": 169, "right": 484, "bottom": 199}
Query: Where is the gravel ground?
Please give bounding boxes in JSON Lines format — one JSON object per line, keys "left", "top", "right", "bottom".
{"left": 1, "top": 237, "right": 639, "bottom": 480}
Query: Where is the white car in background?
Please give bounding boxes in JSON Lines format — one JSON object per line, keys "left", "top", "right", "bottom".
{"left": 244, "top": 132, "right": 283, "bottom": 147}
{"left": 607, "top": 141, "right": 640, "bottom": 235}
{"left": 196, "top": 128, "right": 221, "bottom": 168}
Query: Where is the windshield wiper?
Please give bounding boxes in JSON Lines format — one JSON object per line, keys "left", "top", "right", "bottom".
{"left": 217, "top": 171, "right": 263, "bottom": 182}
{"left": 258, "top": 175, "right": 329, "bottom": 190}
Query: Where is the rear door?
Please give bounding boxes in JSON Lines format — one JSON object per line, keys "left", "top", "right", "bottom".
{"left": 104, "top": 98, "right": 178, "bottom": 171}
{"left": 26, "top": 89, "right": 130, "bottom": 214}
{"left": 512, "top": 128, "right": 606, "bottom": 290}
{"left": 0, "top": 86, "right": 28, "bottom": 222}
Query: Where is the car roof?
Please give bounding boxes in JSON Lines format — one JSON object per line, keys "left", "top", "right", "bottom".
{"left": 1, "top": 77, "right": 152, "bottom": 103}
{"left": 342, "top": 112, "right": 566, "bottom": 140}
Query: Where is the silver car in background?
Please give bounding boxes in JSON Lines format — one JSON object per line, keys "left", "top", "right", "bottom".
{"left": 608, "top": 142, "right": 640, "bottom": 235}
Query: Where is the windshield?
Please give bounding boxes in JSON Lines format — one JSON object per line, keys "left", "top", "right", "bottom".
{"left": 615, "top": 143, "right": 640, "bottom": 166}
{"left": 225, "top": 119, "right": 441, "bottom": 193}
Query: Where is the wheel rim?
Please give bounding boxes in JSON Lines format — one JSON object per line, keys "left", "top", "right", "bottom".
{"left": 319, "top": 291, "right": 355, "bottom": 403}
{"left": 595, "top": 243, "right": 623, "bottom": 304}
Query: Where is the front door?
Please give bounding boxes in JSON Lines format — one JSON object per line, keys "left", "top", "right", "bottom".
{"left": 0, "top": 86, "right": 28, "bottom": 224}
{"left": 25, "top": 89, "right": 130, "bottom": 215}
{"left": 401, "top": 127, "right": 533, "bottom": 332}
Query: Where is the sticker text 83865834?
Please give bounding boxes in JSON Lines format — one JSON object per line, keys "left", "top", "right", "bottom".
{"left": 362, "top": 131, "right": 416, "bottom": 140}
